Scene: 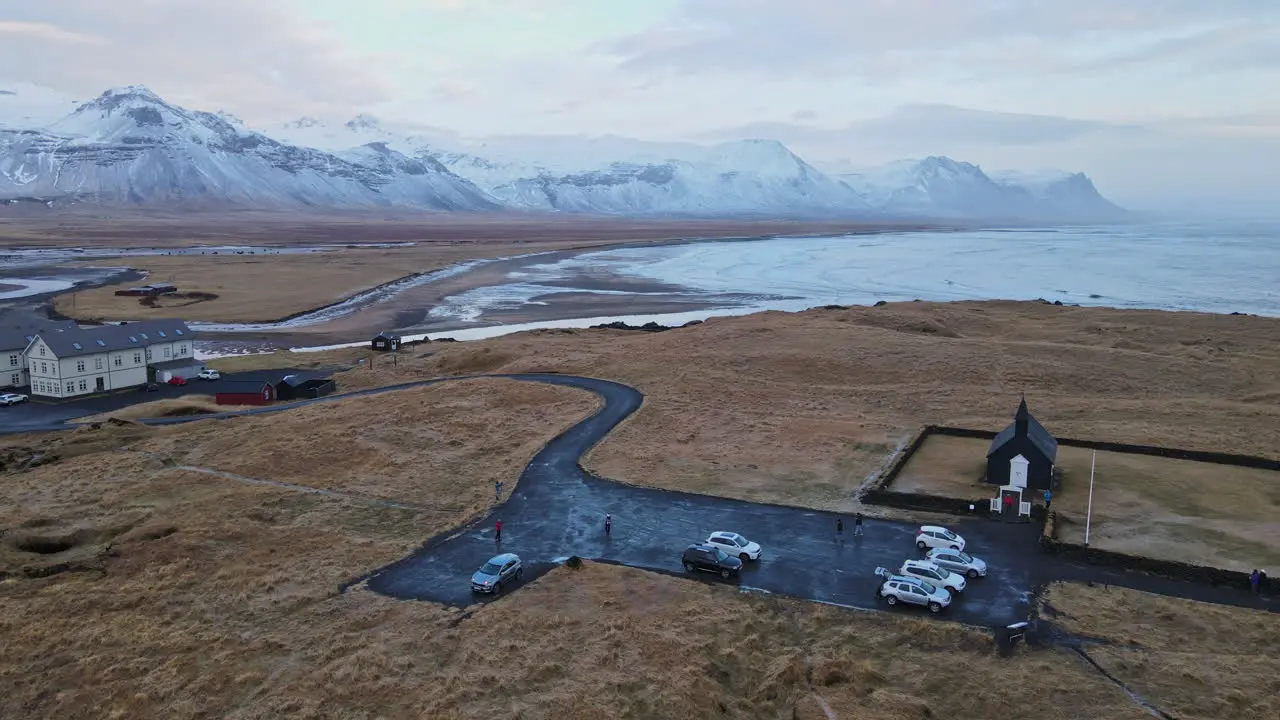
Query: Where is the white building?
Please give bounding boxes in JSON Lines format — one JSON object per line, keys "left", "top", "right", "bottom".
{"left": 1, "top": 320, "right": 79, "bottom": 389}
{"left": 25, "top": 320, "right": 203, "bottom": 398}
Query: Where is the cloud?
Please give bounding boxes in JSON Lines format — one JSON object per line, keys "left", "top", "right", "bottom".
{"left": 601, "top": 1, "right": 1280, "bottom": 80}
{"left": 0, "top": 1, "right": 386, "bottom": 122}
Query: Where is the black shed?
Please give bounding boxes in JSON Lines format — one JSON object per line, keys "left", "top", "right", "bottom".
{"left": 277, "top": 373, "right": 337, "bottom": 401}
{"left": 985, "top": 398, "right": 1058, "bottom": 491}
{"left": 371, "top": 332, "right": 401, "bottom": 352}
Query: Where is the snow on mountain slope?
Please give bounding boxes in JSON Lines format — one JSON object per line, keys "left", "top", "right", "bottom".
{"left": 839, "top": 156, "right": 1125, "bottom": 221}
{"left": 479, "top": 139, "right": 869, "bottom": 217}
{"left": 0, "top": 86, "right": 497, "bottom": 210}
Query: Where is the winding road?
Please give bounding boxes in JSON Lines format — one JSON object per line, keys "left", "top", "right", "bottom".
{"left": 5, "top": 372, "right": 1275, "bottom": 624}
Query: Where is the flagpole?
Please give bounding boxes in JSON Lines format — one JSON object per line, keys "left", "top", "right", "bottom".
{"left": 1084, "top": 450, "right": 1096, "bottom": 546}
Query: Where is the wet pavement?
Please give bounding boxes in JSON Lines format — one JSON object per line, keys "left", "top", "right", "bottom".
{"left": 7, "top": 371, "right": 1275, "bottom": 621}
{"left": 362, "top": 375, "right": 1046, "bottom": 627}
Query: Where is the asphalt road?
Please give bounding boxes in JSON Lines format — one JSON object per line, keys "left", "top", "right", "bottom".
{"left": 5, "top": 371, "right": 1275, "bottom": 623}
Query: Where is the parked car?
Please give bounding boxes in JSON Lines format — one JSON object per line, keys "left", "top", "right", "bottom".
{"left": 682, "top": 543, "right": 743, "bottom": 579}
{"left": 197, "top": 369, "right": 221, "bottom": 381}
{"left": 876, "top": 568, "right": 951, "bottom": 613}
{"left": 0, "top": 392, "right": 28, "bottom": 406}
{"left": 470, "top": 552, "right": 523, "bottom": 594}
{"left": 167, "top": 376, "right": 187, "bottom": 386}
{"left": 898, "top": 559, "right": 966, "bottom": 594}
{"left": 915, "top": 525, "right": 966, "bottom": 552}
{"left": 141, "top": 382, "right": 160, "bottom": 392}
{"left": 926, "top": 548, "right": 988, "bottom": 578}
{"left": 705, "top": 531, "right": 762, "bottom": 561}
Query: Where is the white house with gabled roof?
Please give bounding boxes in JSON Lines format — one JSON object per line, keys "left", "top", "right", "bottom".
{"left": 25, "top": 320, "right": 199, "bottom": 398}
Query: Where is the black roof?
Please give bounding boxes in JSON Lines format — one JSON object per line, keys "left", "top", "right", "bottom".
{"left": 150, "top": 358, "right": 203, "bottom": 370}
{"left": 35, "top": 320, "right": 193, "bottom": 358}
{"left": 281, "top": 372, "right": 332, "bottom": 386}
{"left": 988, "top": 398, "right": 1058, "bottom": 460}
{"left": 373, "top": 331, "right": 401, "bottom": 340}
{"left": 0, "top": 320, "right": 78, "bottom": 351}
{"left": 215, "top": 379, "right": 274, "bottom": 393}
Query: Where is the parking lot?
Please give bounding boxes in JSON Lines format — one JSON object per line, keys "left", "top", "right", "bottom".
{"left": 0, "top": 368, "right": 314, "bottom": 434}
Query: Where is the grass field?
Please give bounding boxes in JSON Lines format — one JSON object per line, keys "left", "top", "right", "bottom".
{"left": 52, "top": 243, "right": 567, "bottom": 323}
{"left": 891, "top": 433, "right": 1280, "bottom": 570}
{"left": 5, "top": 302, "right": 1280, "bottom": 717}
{"left": 72, "top": 394, "right": 242, "bottom": 423}
{"left": 1044, "top": 582, "right": 1280, "bottom": 719}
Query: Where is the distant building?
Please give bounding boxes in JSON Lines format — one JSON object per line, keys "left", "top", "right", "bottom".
{"left": 371, "top": 332, "right": 401, "bottom": 352}
{"left": 985, "top": 397, "right": 1058, "bottom": 491}
{"left": 215, "top": 379, "right": 276, "bottom": 406}
{"left": 24, "top": 320, "right": 198, "bottom": 398}
{"left": 276, "top": 373, "right": 336, "bottom": 401}
{"left": 1, "top": 320, "right": 79, "bottom": 389}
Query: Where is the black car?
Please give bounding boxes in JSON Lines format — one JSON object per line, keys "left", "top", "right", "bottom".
{"left": 681, "top": 543, "right": 743, "bottom": 579}
{"left": 141, "top": 382, "right": 160, "bottom": 392}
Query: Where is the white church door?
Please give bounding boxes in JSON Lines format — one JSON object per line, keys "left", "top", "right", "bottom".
{"left": 1009, "top": 455, "right": 1030, "bottom": 489}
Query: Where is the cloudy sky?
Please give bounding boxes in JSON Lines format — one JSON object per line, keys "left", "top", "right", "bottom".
{"left": 1, "top": 0, "right": 1278, "bottom": 214}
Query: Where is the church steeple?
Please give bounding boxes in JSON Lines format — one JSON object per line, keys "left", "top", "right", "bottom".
{"left": 1015, "top": 396, "right": 1029, "bottom": 437}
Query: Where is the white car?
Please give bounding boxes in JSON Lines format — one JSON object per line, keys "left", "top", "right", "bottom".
{"left": 876, "top": 569, "right": 951, "bottom": 613}
{"left": 915, "top": 525, "right": 966, "bottom": 552}
{"left": 705, "top": 531, "right": 762, "bottom": 561}
{"left": 197, "top": 369, "right": 221, "bottom": 380}
{"left": 926, "top": 548, "right": 988, "bottom": 578}
{"left": 0, "top": 392, "right": 28, "bottom": 406}
{"left": 899, "top": 559, "right": 966, "bottom": 594}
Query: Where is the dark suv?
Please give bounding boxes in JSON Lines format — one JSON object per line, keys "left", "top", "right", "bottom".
{"left": 681, "top": 543, "right": 743, "bottom": 579}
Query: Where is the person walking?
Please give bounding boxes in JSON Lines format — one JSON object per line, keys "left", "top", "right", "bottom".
{"left": 495, "top": 519, "right": 503, "bottom": 543}
{"left": 1043, "top": 489, "right": 1052, "bottom": 509}
{"left": 495, "top": 481, "right": 503, "bottom": 502}
{"left": 1250, "top": 569, "right": 1260, "bottom": 594}
{"left": 604, "top": 513, "right": 612, "bottom": 535}
{"left": 854, "top": 513, "right": 864, "bottom": 536}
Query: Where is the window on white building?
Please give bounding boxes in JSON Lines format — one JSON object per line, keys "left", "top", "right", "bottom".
{"left": 79, "top": 380, "right": 87, "bottom": 391}
{"left": 7, "top": 354, "right": 16, "bottom": 366}
{"left": 164, "top": 346, "right": 171, "bottom": 358}
{"left": 95, "top": 357, "right": 104, "bottom": 370}
{"left": 146, "top": 348, "right": 152, "bottom": 360}
{"left": 133, "top": 352, "right": 142, "bottom": 364}
{"left": 40, "top": 362, "right": 47, "bottom": 373}
{"left": 10, "top": 374, "right": 19, "bottom": 385}
{"left": 114, "top": 356, "right": 122, "bottom": 367}
{"left": 65, "top": 382, "right": 74, "bottom": 394}
{"left": 77, "top": 360, "right": 85, "bottom": 372}
{"left": 38, "top": 346, "right": 45, "bottom": 356}
{"left": 179, "top": 344, "right": 187, "bottom": 355}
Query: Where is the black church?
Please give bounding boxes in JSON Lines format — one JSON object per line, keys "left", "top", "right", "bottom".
{"left": 985, "top": 398, "right": 1058, "bottom": 491}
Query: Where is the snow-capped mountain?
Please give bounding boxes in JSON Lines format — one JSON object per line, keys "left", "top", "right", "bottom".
{"left": 0, "top": 84, "right": 1126, "bottom": 220}
{"left": 0, "top": 86, "right": 496, "bottom": 210}
{"left": 838, "top": 156, "right": 1126, "bottom": 221}
{"left": 455, "top": 139, "right": 868, "bottom": 217}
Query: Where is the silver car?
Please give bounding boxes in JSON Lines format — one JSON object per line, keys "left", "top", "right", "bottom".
{"left": 470, "top": 552, "right": 523, "bottom": 594}
{"left": 876, "top": 569, "right": 952, "bottom": 613}
{"left": 925, "top": 548, "right": 988, "bottom": 578}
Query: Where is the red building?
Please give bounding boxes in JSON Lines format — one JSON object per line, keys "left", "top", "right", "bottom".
{"left": 214, "top": 379, "right": 276, "bottom": 406}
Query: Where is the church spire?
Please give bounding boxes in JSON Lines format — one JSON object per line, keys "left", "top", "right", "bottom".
{"left": 1015, "top": 396, "right": 1029, "bottom": 436}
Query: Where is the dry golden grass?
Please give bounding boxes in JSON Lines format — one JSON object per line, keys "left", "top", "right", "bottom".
{"left": 1045, "top": 582, "right": 1280, "bottom": 719}
{"left": 205, "top": 347, "right": 369, "bottom": 374}
{"left": 4, "top": 303, "right": 1279, "bottom": 718}
{"left": 72, "top": 394, "right": 244, "bottom": 423}
{"left": 894, "top": 434, "right": 1280, "bottom": 570}
{"left": 53, "top": 244, "right": 552, "bottom": 323}
{"left": 278, "top": 301, "right": 1280, "bottom": 521}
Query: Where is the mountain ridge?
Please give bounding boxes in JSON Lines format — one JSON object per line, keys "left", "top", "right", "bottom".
{"left": 0, "top": 85, "right": 1127, "bottom": 221}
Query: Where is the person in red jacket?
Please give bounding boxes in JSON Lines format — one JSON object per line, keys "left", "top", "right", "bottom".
{"left": 495, "top": 519, "right": 503, "bottom": 542}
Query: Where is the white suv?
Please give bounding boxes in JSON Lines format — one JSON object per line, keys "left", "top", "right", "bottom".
{"left": 197, "top": 369, "right": 221, "bottom": 380}
{"left": 0, "top": 392, "right": 28, "bottom": 406}
{"left": 915, "top": 525, "right": 965, "bottom": 552}
{"left": 705, "top": 531, "right": 762, "bottom": 561}
{"left": 899, "top": 559, "right": 966, "bottom": 594}
{"left": 876, "top": 569, "right": 951, "bottom": 613}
